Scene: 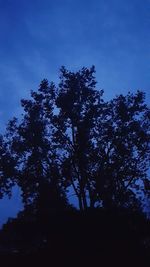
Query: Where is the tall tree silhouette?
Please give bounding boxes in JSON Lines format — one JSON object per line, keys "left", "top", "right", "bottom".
{"left": 55, "top": 68, "right": 150, "bottom": 210}
{"left": 2, "top": 66, "right": 150, "bottom": 214}
{"left": 93, "top": 91, "right": 150, "bottom": 209}
{"left": 55, "top": 66, "right": 104, "bottom": 210}
{"left": 5, "top": 79, "right": 68, "bottom": 217}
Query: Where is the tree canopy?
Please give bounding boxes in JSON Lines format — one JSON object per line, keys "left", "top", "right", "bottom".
{"left": 0, "top": 66, "right": 150, "bottom": 215}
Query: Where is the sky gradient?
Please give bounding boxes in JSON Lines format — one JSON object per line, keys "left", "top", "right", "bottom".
{"left": 0, "top": 0, "right": 150, "bottom": 225}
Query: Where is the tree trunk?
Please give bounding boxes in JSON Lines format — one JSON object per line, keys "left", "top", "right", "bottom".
{"left": 78, "top": 194, "right": 84, "bottom": 211}
{"left": 82, "top": 190, "right": 88, "bottom": 210}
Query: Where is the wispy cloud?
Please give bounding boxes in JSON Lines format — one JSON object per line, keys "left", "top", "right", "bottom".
{"left": 0, "top": 0, "right": 149, "bottom": 130}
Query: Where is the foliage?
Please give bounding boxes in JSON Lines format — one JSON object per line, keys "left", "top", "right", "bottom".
{"left": 0, "top": 66, "right": 150, "bottom": 214}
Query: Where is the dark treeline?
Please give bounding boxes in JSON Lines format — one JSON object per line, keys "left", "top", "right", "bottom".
{"left": 0, "top": 66, "right": 150, "bottom": 266}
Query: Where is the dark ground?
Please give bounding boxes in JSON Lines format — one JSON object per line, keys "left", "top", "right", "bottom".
{"left": 0, "top": 209, "right": 149, "bottom": 267}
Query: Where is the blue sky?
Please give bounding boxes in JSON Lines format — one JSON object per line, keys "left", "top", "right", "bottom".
{"left": 0, "top": 0, "right": 150, "bottom": 225}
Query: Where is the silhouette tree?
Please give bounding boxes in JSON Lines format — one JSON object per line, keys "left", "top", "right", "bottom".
{"left": 0, "top": 67, "right": 150, "bottom": 267}
{"left": 1, "top": 66, "right": 150, "bottom": 214}
{"left": 0, "top": 135, "right": 16, "bottom": 198}
{"left": 93, "top": 91, "right": 150, "bottom": 209}
{"left": 5, "top": 79, "right": 69, "bottom": 218}
{"left": 55, "top": 66, "right": 104, "bottom": 210}
{"left": 54, "top": 67, "right": 150, "bottom": 210}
